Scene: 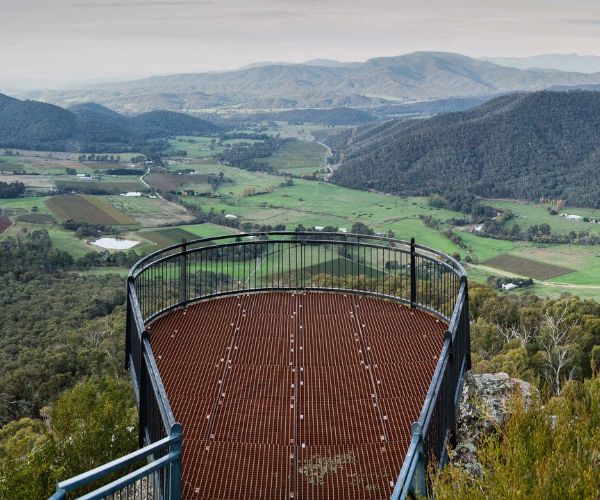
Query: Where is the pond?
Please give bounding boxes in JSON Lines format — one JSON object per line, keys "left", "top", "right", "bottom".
{"left": 91, "top": 237, "right": 139, "bottom": 250}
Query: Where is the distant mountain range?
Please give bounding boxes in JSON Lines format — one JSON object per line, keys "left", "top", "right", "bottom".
{"left": 482, "top": 54, "right": 600, "bottom": 74}
{"left": 0, "top": 94, "right": 218, "bottom": 152}
{"left": 331, "top": 91, "right": 600, "bottom": 208}
{"left": 17, "top": 52, "right": 600, "bottom": 114}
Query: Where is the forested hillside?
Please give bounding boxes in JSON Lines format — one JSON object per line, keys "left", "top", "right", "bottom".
{"left": 0, "top": 94, "right": 219, "bottom": 151}
{"left": 332, "top": 91, "right": 600, "bottom": 207}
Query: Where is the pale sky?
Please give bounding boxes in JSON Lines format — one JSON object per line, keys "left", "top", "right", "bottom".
{"left": 2, "top": 0, "right": 600, "bottom": 86}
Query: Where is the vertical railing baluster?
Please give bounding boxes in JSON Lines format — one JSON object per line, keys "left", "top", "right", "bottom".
{"left": 410, "top": 238, "right": 416, "bottom": 308}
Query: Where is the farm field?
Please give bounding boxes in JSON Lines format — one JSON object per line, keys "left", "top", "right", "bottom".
{"left": 145, "top": 172, "right": 212, "bottom": 193}
{"left": 262, "top": 140, "right": 329, "bottom": 175}
{"left": 1, "top": 220, "right": 92, "bottom": 258}
{"left": 0, "top": 196, "right": 52, "bottom": 214}
{"left": 0, "top": 216, "right": 11, "bottom": 234}
{"left": 0, "top": 174, "right": 56, "bottom": 189}
{"left": 139, "top": 227, "right": 199, "bottom": 247}
{"left": 0, "top": 162, "right": 25, "bottom": 173}
{"left": 483, "top": 254, "right": 574, "bottom": 280}
{"left": 46, "top": 195, "right": 135, "bottom": 225}
{"left": 137, "top": 223, "right": 238, "bottom": 250}
{"left": 55, "top": 178, "right": 147, "bottom": 194}
{"left": 2, "top": 134, "right": 600, "bottom": 298}
{"left": 166, "top": 136, "right": 225, "bottom": 158}
{"left": 106, "top": 195, "right": 194, "bottom": 227}
{"left": 489, "top": 199, "right": 600, "bottom": 236}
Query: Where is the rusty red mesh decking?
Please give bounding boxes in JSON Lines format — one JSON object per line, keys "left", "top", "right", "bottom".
{"left": 148, "top": 291, "right": 446, "bottom": 499}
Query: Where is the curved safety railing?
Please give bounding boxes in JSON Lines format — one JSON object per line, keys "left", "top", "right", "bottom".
{"left": 52, "top": 231, "right": 470, "bottom": 499}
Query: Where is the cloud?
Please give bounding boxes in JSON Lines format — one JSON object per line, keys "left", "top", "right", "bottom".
{"left": 565, "top": 18, "right": 600, "bottom": 25}
{"left": 72, "top": 0, "right": 212, "bottom": 7}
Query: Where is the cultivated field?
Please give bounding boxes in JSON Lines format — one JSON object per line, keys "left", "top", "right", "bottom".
{"left": 46, "top": 195, "right": 135, "bottom": 225}
{"left": 483, "top": 253, "right": 573, "bottom": 280}
{"left": 0, "top": 216, "right": 12, "bottom": 234}
{"left": 140, "top": 223, "right": 238, "bottom": 248}
{"left": 145, "top": 172, "right": 211, "bottom": 192}
{"left": 4, "top": 131, "right": 600, "bottom": 298}
{"left": 0, "top": 162, "right": 25, "bottom": 173}
{"left": 55, "top": 179, "right": 146, "bottom": 194}
{"left": 140, "top": 227, "right": 199, "bottom": 247}
{"left": 262, "top": 140, "right": 329, "bottom": 175}
{"left": 107, "top": 196, "right": 194, "bottom": 227}
{"left": 16, "top": 213, "right": 54, "bottom": 224}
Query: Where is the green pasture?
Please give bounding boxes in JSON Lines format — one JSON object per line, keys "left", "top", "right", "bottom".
{"left": 165, "top": 136, "right": 223, "bottom": 158}
{"left": 489, "top": 199, "right": 600, "bottom": 236}
{"left": 262, "top": 140, "right": 328, "bottom": 175}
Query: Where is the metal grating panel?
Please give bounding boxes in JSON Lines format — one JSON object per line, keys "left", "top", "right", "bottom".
{"left": 148, "top": 292, "right": 446, "bottom": 499}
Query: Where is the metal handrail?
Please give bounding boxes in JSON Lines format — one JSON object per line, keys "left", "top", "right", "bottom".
{"left": 52, "top": 232, "right": 469, "bottom": 499}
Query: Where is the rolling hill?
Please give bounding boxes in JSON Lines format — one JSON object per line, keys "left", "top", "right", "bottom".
{"left": 19, "top": 52, "right": 600, "bottom": 113}
{"left": 331, "top": 91, "right": 600, "bottom": 208}
{"left": 0, "top": 95, "right": 219, "bottom": 151}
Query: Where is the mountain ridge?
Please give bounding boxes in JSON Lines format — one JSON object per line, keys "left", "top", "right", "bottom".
{"left": 331, "top": 90, "right": 600, "bottom": 208}
{"left": 18, "top": 52, "right": 600, "bottom": 113}
{"left": 0, "top": 94, "right": 219, "bottom": 152}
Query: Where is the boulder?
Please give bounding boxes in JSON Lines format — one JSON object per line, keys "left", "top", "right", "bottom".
{"left": 451, "top": 372, "right": 537, "bottom": 476}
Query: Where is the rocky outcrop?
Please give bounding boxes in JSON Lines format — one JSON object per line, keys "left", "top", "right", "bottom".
{"left": 451, "top": 372, "right": 537, "bottom": 476}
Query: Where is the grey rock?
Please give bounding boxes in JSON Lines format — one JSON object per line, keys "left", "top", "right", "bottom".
{"left": 450, "top": 372, "right": 537, "bottom": 476}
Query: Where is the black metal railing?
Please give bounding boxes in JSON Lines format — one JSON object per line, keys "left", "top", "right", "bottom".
{"left": 52, "top": 231, "right": 469, "bottom": 499}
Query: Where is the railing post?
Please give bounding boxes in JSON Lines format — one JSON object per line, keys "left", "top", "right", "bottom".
{"left": 139, "top": 329, "right": 149, "bottom": 448}
{"left": 125, "top": 276, "right": 134, "bottom": 370}
{"left": 410, "top": 238, "right": 417, "bottom": 308}
{"left": 444, "top": 330, "right": 457, "bottom": 449}
{"left": 462, "top": 275, "right": 471, "bottom": 370}
{"left": 179, "top": 239, "right": 187, "bottom": 306}
{"left": 50, "top": 488, "right": 67, "bottom": 500}
{"left": 169, "top": 423, "right": 183, "bottom": 499}
{"left": 410, "top": 422, "right": 427, "bottom": 497}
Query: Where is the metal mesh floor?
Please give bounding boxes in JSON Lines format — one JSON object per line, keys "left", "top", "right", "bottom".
{"left": 148, "top": 291, "right": 446, "bottom": 499}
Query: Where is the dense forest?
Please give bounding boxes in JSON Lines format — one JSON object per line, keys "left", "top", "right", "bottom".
{"left": 332, "top": 91, "right": 600, "bottom": 208}
{"left": 0, "top": 94, "right": 219, "bottom": 152}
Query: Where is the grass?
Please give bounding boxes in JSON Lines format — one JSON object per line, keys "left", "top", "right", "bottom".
{"left": 2, "top": 221, "right": 91, "bottom": 258}
{"left": 139, "top": 223, "right": 238, "bottom": 248}
{"left": 106, "top": 196, "right": 193, "bottom": 227}
{"left": 166, "top": 136, "right": 224, "bottom": 158}
{"left": 179, "top": 223, "right": 239, "bottom": 238}
{"left": 489, "top": 199, "right": 600, "bottom": 236}
{"left": 0, "top": 162, "right": 25, "bottom": 172}
{"left": 55, "top": 178, "right": 147, "bottom": 194}
{"left": 483, "top": 254, "right": 573, "bottom": 280}
{"left": 0, "top": 196, "right": 51, "bottom": 214}
{"left": 262, "top": 140, "right": 328, "bottom": 175}
{"left": 15, "top": 213, "right": 54, "bottom": 224}
{"left": 140, "top": 227, "right": 198, "bottom": 247}
{"left": 4, "top": 133, "right": 600, "bottom": 296}
{"left": 46, "top": 195, "right": 135, "bottom": 225}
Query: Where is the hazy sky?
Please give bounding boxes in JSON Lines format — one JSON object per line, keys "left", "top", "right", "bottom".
{"left": 2, "top": 0, "right": 600, "bottom": 86}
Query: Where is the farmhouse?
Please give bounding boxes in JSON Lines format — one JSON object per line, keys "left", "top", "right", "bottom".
{"left": 560, "top": 213, "right": 584, "bottom": 220}
{"left": 502, "top": 283, "right": 518, "bottom": 291}
{"left": 224, "top": 213, "right": 237, "bottom": 220}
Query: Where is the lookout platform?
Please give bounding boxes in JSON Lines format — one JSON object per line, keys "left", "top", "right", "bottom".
{"left": 149, "top": 291, "right": 446, "bottom": 499}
